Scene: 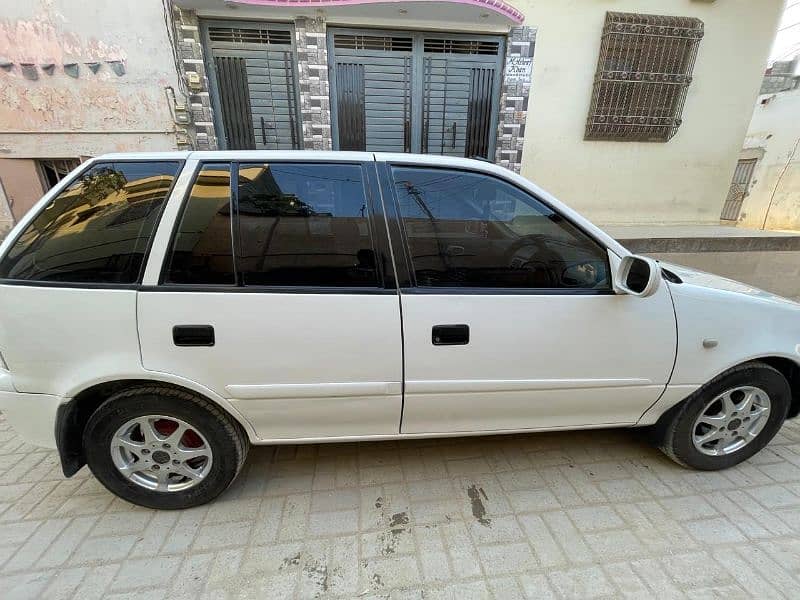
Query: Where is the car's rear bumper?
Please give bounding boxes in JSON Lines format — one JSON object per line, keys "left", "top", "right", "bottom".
{"left": 0, "top": 372, "right": 62, "bottom": 449}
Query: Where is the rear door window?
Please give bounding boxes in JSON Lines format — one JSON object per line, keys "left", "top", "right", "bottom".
{"left": 0, "top": 161, "right": 180, "bottom": 284}
{"left": 236, "top": 162, "right": 378, "bottom": 287}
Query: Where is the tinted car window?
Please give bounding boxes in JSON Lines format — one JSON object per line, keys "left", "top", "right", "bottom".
{"left": 0, "top": 161, "right": 179, "bottom": 283}
{"left": 164, "top": 164, "right": 235, "bottom": 285}
{"left": 393, "top": 167, "right": 610, "bottom": 289}
{"left": 237, "top": 163, "right": 378, "bottom": 287}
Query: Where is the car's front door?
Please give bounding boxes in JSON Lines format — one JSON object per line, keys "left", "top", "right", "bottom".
{"left": 380, "top": 162, "right": 677, "bottom": 434}
{"left": 138, "top": 159, "right": 403, "bottom": 440}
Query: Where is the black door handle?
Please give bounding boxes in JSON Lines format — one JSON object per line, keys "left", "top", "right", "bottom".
{"left": 432, "top": 324, "right": 469, "bottom": 346}
{"left": 173, "top": 325, "right": 215, "bottom": 347}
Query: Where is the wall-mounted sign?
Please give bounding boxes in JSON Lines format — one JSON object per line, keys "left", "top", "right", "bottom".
{"left": 506, "top": 56, "right": 533, "bottom": 84}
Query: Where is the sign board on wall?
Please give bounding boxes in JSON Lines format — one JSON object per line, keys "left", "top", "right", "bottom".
{"left": 506, "top": 56, "right": 533, "bottom": 84}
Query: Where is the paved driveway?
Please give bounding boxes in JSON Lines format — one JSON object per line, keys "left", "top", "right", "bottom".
{"left": 1, "top": 412, "right": 800, "bottom": 599}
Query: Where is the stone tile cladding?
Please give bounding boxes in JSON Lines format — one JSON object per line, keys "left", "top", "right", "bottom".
{"left": 495, "top": 26, "right": 536, "bottom": 173}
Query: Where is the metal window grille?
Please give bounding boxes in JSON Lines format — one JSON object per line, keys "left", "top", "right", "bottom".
{"left": 423, "top": 39, "right": 500, "bottom": 56}
{"left": 333, "top": 35, "right": 413, "bottom": 52}
{"left": 208, "top": 27, "right": 291, "bottom": 46}
{"left": 36, "top": 158, "right": 81, "bottom": 190}
{"left": 585, "top": 12, "right": 704, "bottom": 142}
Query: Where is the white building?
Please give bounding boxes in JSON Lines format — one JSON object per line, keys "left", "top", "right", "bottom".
{"left": 726, "top": 57, "right": 800, "bottom": 230}
{"left": 0, "top": 0, "right": 785, "bottom": 234}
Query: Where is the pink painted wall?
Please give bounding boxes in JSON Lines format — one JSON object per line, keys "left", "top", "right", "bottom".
{"left": 0, "top": 159, "right": 45, "bottom": 222}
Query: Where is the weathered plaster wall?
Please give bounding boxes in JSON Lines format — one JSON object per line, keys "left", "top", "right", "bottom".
{"left": 738, "top": 88, "right": 800, "bottom": 231}
{"left": 0, "top": 1, "right": 183, "bottom": 157}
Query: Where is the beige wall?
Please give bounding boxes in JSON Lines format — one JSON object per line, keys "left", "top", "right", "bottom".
{"left": 0, "top": 0, "right": 183, "bottom": 157}
{"left": 512, "top": 0, "right": 783, "bottom": 225}
{"left": 737, "top": 87, "right": 800, "bottom": 231}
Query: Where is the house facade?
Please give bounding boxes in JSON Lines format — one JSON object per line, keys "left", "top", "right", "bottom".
{"left": 0, "top": 0, "right": 784, "bottom": 236}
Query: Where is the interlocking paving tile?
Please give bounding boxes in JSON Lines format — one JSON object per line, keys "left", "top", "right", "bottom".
{"left": 0, "top": 411, "right": 799, "bottom": 598}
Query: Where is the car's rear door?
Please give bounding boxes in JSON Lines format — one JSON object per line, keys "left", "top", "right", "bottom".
{"left": 378, "top": 157, "right": 677, "bottom": 434}
{"left": 138, "top": 155, "right": 403, "bottom": 440}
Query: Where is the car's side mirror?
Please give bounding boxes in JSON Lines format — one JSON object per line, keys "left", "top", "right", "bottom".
{"left": 614, "top": 255, "right": 661, "bottom": 297}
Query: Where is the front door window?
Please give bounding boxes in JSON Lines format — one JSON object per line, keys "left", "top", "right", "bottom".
{"left": 392, "top": 166, "right": 611, "bottom": 290}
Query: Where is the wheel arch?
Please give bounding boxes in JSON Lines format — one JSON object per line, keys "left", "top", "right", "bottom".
{"left": 757, "top": 356, "right": 800, "bottom": 418}
{"left": 56, "top": 378, "right": 256, "bottom": 477}
{"left": 649, "top": 355, "right": 800, "bottom": 433}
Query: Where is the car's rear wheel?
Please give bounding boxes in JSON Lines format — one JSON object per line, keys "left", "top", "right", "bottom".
{"left": 84, "top": 386, "right": 248, "bottom": 509}
{"left": 657, "top": 362, "right": 790, "bottom": 470}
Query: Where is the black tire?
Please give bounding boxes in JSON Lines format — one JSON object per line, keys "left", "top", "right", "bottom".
{"left": 657, "top": 362, "right": 790, "bottom": 470}
{"left": 83, "top": 385, "right": 249, "bottom": 509}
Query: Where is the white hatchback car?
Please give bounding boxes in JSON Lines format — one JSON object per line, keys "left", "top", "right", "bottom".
{"left": 0, "top": 152, "right": 798, "bottom": 509}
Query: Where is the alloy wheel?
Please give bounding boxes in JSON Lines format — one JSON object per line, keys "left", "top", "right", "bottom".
{"left": 110, "top": 415, "right": 213, "bottom": 492}
{"left": 691, "top": 386, "right": 771, "bottom": 457}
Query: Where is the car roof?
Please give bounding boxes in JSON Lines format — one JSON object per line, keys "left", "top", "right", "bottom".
{"left": 94, "top": 150, "right": 498, "bottom": 170}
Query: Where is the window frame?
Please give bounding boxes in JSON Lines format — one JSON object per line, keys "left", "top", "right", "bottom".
{"left": 0, "top": 158, "right": 184, "bottom": 290}
{"left": 156, "top": 159, "right": 395, "bottom": 294}
{"left": 380, "top": 162, "right": 614, "bottom": 295}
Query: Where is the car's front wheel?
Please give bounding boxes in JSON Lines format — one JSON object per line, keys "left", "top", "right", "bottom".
{"left": 657, "top": 362, "right": 790, "bottom": 470}
{"left": 83, "top": 386, "right": 248, "bottom": 509}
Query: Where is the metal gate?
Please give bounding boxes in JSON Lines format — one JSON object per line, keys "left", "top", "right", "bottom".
{"left": 721, "top": 159, "right": 757, "bottom": 221}
{"left": 330, "top": 33, "right": 413, "bottom": 152}
{"left": 328, "top": 29, "right": 504, "bottom": 158}
{"left": 202, "top": 21, "right": 301, "bottom": 150}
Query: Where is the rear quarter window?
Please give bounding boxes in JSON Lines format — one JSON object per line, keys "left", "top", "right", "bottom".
{"left": 0, "top": 161, "right": 181, "bottom": 284}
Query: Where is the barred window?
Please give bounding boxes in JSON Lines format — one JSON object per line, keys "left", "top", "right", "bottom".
{"left": 585, "top": 12, "right": 703, "bottom": 142}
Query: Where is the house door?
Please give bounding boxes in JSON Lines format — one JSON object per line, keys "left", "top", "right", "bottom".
{"left": 328, "top": 29, "right": 505, "bottom": 159}
{"left": 202, "top": 21, "right": 302, "bottom": 150}
{"left": 720, "top": 158, "right": 757, "bottom": 221}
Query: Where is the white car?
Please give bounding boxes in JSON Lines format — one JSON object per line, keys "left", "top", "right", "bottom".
{"left": 0, "top": 152, "right": 798, "bottom": 509}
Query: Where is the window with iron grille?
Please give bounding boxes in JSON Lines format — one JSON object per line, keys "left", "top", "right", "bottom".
{"left": 585, "top": 12, "right": 703, "bottom": 142}
{"left": 36, "top": 158, "right": 82, "bottom": 190}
